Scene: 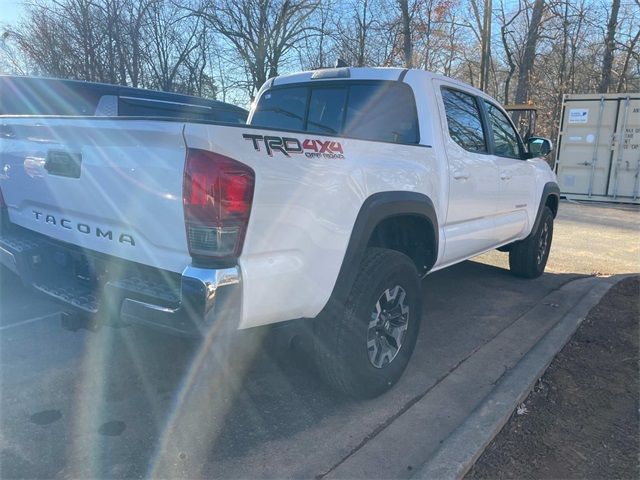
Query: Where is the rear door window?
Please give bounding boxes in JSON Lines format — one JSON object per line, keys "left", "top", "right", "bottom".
{"left": 441, "top": 88, "right": 487, "bottom": 153}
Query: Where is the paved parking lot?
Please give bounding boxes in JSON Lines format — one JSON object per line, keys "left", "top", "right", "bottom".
{"left": 1, "top": 200, "right": 638, "bottom": 478}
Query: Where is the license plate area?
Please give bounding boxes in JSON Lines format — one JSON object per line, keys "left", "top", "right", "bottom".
{"left": 50, "top": 249, "right": 103, "bottom": 287}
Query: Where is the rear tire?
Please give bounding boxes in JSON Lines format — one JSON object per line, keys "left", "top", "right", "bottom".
{"left": 314, "top": 248, "right": 422, "bottom": 398}
{"left": 509, "top": 206, "right": 554, "bottom": 279}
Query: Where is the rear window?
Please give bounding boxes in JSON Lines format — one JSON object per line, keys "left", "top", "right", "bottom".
{"left": 250, "top": 87, "right": 308, "bottom": 131}
{"left": 250, "top": 81, "right": 419, "bottom": 144}
{"left": 307, "top": 87, "right": 347, "bottom": 135}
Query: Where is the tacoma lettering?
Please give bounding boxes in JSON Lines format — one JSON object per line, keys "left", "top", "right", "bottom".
{"left": 32, "top": 211, "right": 135, "bottom": 246}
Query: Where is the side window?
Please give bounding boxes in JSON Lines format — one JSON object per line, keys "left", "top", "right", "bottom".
{"left": 250, "top": 87, "right": 308, "bottom": 131}
{"left": 307, "top": 87, "right": 347, "bottom": 135}
{"left": 0, "top": 80, "right": 100, "bottom": 115}
{"left": 118, "top": 97, "right": 212, "bottom": 120}
{"left": 344, "top": 83, "right": 419, "bottom": 144}
{"left": 214, "top": 108, "right": 248, "bottom": 124}
{"left": 484, "top": 101, "right": 522, "bottom": 159}
{"left": 441, "top": 88, "right": 487, "bottom": 153}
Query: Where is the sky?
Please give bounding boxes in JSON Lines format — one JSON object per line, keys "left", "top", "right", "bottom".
{"left": 0, "top": 0, "right": 26, "bottom": 26}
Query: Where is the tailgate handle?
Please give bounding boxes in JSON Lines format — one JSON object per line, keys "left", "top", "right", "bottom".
{"left": 45, "top": 150, "right": 82, "bottom": 178}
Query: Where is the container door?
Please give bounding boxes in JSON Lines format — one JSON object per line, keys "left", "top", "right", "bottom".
{"left": 556, "top": 97, "right": 618, "bottom": 197}
{"left": 607, "top": 97, "right": 640, "bottom": 200}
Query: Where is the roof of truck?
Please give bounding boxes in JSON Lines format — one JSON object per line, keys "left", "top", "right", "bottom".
{"left": 273, "top": 67, "right": 408, "bottom": 85}
{"left": 271, "top": 67, "right": 487, "bottom": 98}
{"left": 0, "top": 75, "right": 248, "bottom": 114}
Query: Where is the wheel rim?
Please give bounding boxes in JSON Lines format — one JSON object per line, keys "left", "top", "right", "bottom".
{"left": 537, "top": 220, "right": 550, "bottom": 265}
{"left": 366, "top": 285, "right": 410, "bottom": 369}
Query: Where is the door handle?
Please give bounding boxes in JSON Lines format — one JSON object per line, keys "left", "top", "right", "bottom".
{"left": 453, "top": 171, "right": 470, "bottom": 181}
{"left": 500, "top": 172, "right": 512, "bottom": 181}
{"left": 45, "top": 150, "right": 82, "bottom": 178}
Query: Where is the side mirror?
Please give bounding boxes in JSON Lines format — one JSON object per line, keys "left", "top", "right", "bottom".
{"left": 527, "top": 136, "right": 552, "bottom": 157}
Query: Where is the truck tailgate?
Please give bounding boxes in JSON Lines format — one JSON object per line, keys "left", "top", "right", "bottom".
{"left": 0, "top": 118, "right": 191, "bottom": 273}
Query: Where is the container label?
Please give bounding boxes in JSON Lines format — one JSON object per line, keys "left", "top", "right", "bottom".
{"left": 568, "top": 108, "right": 589, "bottom": 123}
{"left": 623, "top": 128, "right": 639, "bottom": 150}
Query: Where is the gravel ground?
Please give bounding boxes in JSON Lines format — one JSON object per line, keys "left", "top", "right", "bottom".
{"left": 466, "top": 276, "right": 640, "bottom": 480}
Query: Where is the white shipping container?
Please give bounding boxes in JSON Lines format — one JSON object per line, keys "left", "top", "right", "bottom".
{"left": 555, "top": 93, "right": 640, "bottom": 204}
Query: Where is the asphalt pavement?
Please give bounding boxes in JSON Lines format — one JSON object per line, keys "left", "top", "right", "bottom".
{"left": 0, "top": 200, "right": 638, "bottom": 478}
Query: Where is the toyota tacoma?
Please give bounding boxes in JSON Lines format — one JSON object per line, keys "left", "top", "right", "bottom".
{"left": 0, "top": 67, "right": 559, "bottom": 397}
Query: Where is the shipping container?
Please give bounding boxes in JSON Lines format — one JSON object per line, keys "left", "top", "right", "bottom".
{"left": 555, "top": 93, "right": 640, "bottom": 204}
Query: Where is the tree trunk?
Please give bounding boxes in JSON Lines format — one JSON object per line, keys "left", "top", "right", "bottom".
{"left": 598, "top": 0, "right": 620, "bottom": 93}
{"left": 480, "top": 0, "right": 492, "bottom": 91}
{"left": 399, "top": 0, "right": 412, "bottom": 68}
{"left": 357, "top": 0, "right": 369, "bottom": 67}
{"left": 514, "top": 0, "right": 544, "bottom": 105}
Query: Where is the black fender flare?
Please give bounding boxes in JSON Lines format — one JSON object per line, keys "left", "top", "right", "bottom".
{"left": 325, "top": 191, "right": 438, "bottom": 309}
{"left": 531, "top": 182, "right": 560, "bottom": 235}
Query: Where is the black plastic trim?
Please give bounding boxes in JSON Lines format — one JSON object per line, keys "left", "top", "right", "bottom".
{"left": 531, "top": 182, "right": 560, "bottom": 235}
{"left": 324, "top": 191, "right": 438, "bottom": 309}
{"left": 604, "top": 98, "right": 622, "bottom": 195}
{"left": 0, "top": 223, "right": 238, "bottom": 336}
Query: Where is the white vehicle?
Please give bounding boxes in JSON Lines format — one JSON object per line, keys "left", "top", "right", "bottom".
{"left": 0, "top": 67, "right": 559, "bottom": 397}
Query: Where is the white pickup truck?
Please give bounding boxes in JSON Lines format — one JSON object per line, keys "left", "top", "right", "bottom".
{"left": 0, "top": 67, "right": 559, "bottom": 397}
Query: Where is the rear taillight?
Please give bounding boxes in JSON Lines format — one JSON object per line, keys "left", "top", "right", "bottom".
{"left": 183, "top": 148, "right": 255, "bottom": 260}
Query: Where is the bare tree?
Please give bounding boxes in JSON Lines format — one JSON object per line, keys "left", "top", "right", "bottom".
{"left": 190, "top": 0, "right": 319, "bottom": 94}
{"left": 498, "top": 0, "right": 522, "bottom": 103}
{"left": 616, "top": 28, "right": 640, "bottom": 92}
{"left": 296, "top": 0, "right": 334, "bottom": 70}
{"left": 2, "top": 0, "right": 639, "bottom": 130}
{"left": 144, "top": 1, "right": 203, "bottom": 92}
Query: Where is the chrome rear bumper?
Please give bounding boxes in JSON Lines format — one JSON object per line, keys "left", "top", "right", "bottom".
{"left": 0, "top": 224, "right": 240, "bottom": 336}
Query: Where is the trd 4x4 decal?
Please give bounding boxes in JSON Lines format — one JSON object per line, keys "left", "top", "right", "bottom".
{"left": 243, "top": 133, "right": 344, "bottom": 159}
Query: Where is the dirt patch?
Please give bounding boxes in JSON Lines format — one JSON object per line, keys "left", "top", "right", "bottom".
{"left": 467, "top": 276, "right": 639, "bottom": 480}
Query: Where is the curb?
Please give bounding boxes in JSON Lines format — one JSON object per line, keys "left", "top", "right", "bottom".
{"left": 413, "top": 274, "right": 625, "bottom": 480}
